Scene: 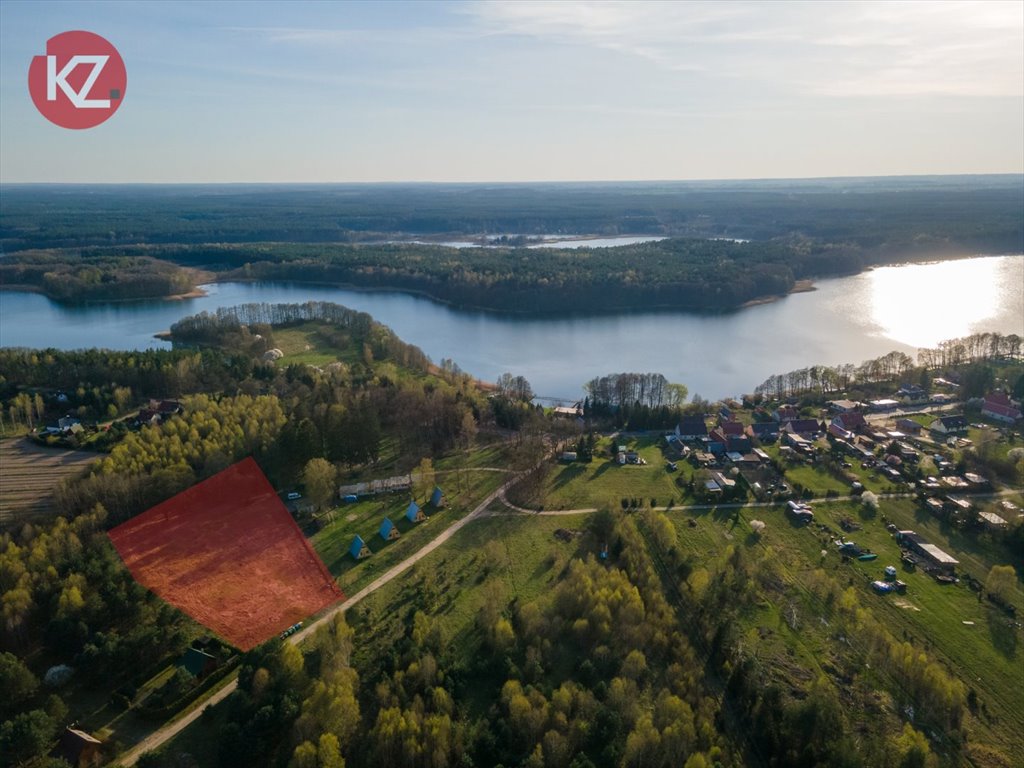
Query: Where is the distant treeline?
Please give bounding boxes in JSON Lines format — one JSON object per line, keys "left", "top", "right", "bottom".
{"left": 754, "top": 331, "right": 1023, "bottom": 399}
{"left": 2, "top": 177, "right": 1022, "bottom": 251}
{"left": 0, "top": 251, "right": 196, "bottom": 301}
{"left": 30, "top": 237, "right": 865, "bottom": 312}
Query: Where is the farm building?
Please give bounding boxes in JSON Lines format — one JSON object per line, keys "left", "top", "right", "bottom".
{"left": 895, "top": 530, "right": 958, "bottom": 572}
{"left": 379, "top": 517, "right": 401, "bottom": 541}
{"left": 430, "top": 486, "right": 445, "bottom": 507}
{"left": 349, "top": 534, "right": 371, "bottom": 560}
{"left": 406, "top": 500, "right": 426, "bottom": 523}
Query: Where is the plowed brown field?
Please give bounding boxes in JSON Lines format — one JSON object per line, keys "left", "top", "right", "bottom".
{"left": 0, "top": 438, "right": 95, "bottom": 527}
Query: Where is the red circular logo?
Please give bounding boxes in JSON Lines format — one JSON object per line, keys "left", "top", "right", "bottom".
{"left": 28, "top": 31, "right": 127, "bottom": 130}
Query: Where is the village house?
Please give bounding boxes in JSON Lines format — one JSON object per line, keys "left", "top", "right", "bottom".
{"left": 827, "top": 399, "right": 862, "bottom": 413}
{"left": 552, "top": 404, "right": 584, "bottom": 418}
{"left": 828, "top": 423, "right": 854, "bottom": 441}
{"left": 782, "top": 418, "right": 822, "bottom": 438}
{"left": 869, "top": 398, "right": 901, "bottom": 412}
{"left": 981, "top": 392, "right": 1022, "bottom": 423}
{"left": 675, "top": 417, "right": 709, "bottom": 441}
{"left": 897, "top": 383, "right": 926, "bottom": 401}
{"left": 773, "top": 404, "right": 800, "bottom": 423}
{"left": 831, "top": 412, "right": 867, "bottom": 433}
{"left": 54, "top": 728, "right": 103, "bottom": 768}
{"left": 929, "top": 414, "right": 968, "bottom": 435}
{"left": 179, "top": 646, "right": 219, "bottom": 680}
{"left": 746, "top": 421, "right": 779, "bottom": 443}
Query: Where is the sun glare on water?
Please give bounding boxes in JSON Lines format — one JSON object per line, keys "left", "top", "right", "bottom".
{"left": 864, "top": 256, "right": 1024, "bottom": 349}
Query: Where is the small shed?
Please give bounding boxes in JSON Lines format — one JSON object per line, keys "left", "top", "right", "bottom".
{"left": 379, "top": 517, "right": 401, "bottom": 541}
{"left": 430, "top": 486, "right": 445, "bottom": 508}
{"left": 406, "top": 500, "right": 426, "bottom": 523}
{"left": 180, "top": 647, "right": 218, "bottom": 679}
{"left": 349, "top": 534, "right": 371, "bottom": 560}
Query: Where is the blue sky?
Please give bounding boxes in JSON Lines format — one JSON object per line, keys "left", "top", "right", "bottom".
{"left": 1, "top": 0, "right": 1021, "bottom": 182}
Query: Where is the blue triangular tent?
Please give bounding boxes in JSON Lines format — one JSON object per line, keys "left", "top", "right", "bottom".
{"left": 430, "top": 486, "right": 444, "bottom": 507}
{"left": 349, "top": 534, "right": 370, "bottom": 559}
{"left": 406, "top": 500, "right": 425, "bottom": 523}
{"left": 379, "top": 517, "right": 400, "bottom": 541}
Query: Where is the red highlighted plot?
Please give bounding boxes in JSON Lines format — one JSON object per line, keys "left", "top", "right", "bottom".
{"left": 109, "top": 457, "right": 342, "bottom": 650}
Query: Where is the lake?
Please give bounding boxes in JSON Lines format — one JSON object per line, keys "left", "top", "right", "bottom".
{"left": 1, "top": 255, "right": 1021, "bottom": 401}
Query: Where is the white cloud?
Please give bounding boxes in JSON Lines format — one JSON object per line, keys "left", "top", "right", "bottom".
{"left": 465, "top": 0, "right": 1024, "bottom": 98}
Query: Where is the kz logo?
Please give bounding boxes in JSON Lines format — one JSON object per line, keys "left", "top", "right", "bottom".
{"left": 28, "top": 30, "right": 127, "bottom": 129}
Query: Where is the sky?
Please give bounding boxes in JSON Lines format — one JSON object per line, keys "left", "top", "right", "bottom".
{"left": 1, "top": 0, "right": 1022, "bottom": 183}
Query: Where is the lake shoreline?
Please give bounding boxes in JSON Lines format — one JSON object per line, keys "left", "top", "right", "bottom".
{"left": 3, "top": 255, "right": 1020, "bottom": 402}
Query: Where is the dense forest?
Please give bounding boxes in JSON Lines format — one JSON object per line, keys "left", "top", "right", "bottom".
{"left": 2, "top": 177, "right": 1022, "bottom": 311}
{"left": 2, "top": 177, "right": 1022, "bottom": 251}
{"left": 0, "top": 237, "right": 895, "bottom": 312}
{"left": 0, "top": 251, "right": 198, "bottom": 302}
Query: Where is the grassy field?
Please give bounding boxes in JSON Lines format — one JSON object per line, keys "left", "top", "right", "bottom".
{"left": 270, "top": 322, "right": 361, "bottom": 367}
{"left": 664, "top": 494, "right": 1024, "bottom": 761}
{"left": 0, "top": 438, "right": 96, "bottom": 526}
{"left": 311, "top": 466, "right": 510, "bottom": 595}
{"left": 764, "top": 442, "right": 897, "bottom": 496}
{"left": 541, "top": 434, "right": 692, "bottom": 510}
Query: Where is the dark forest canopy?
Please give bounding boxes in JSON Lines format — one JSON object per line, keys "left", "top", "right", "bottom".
{"left": 2, "top": 175, "right": 1022, "bottom": 252}
{"left": 0, "top": 236, "right": 966, "bottom": 313}
{"left": 0, "top": 251, "right": 198, "bottom": 301}
{"left": 2, "top": 176, "right": 1020, "bottom": 311}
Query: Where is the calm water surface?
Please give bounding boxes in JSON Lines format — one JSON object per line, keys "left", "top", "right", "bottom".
{"left": 1, "top": 255, "right": 1020, "bottom": 400}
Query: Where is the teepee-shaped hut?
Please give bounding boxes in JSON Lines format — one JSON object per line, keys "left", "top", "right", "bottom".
{"left": 379, "top": 517, "right": 401, "bottom": 541}
{"left": 349, "top": 534, "right": 371, "bottom": 560}
{"left": 430, "top": 486, "right": 445, "bottom": 508}
{"left": 406, "top": 500, "right": 426, "bottom": 524}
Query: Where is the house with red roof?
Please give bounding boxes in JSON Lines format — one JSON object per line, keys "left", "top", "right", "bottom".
{"left": 981, "top": 392, "right": 1022, "bottom": 423}
{"left": 831, "top": 412, "right": 867, "bottom": 433}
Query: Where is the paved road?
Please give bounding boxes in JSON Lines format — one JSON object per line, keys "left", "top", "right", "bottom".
{"left": 115, "top": 473, "right": 521, "bottom": 767}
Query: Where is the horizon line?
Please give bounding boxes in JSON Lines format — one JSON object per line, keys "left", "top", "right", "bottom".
{"left": 2, "top": 171, "right": 1023, "bottom": 187}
